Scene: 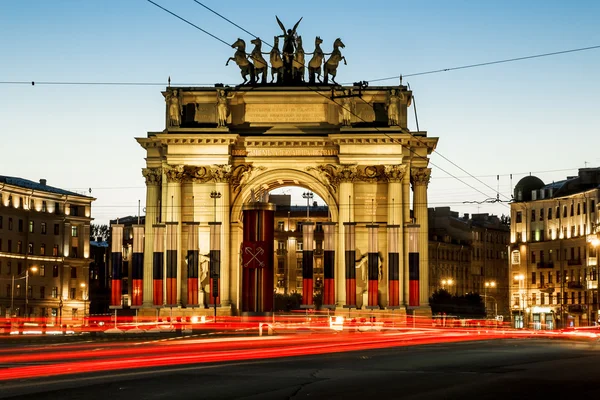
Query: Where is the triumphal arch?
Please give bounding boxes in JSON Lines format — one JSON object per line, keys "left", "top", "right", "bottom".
{"left": 129, "top": 19, "right": 438, "bottom": 318}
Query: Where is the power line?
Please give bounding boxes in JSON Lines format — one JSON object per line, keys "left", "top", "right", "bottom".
{"left": 363, "top": 45, "right": 600, "bottom": 84}
{"left": 183, "top": 1, "right": 501, "bottom": 204}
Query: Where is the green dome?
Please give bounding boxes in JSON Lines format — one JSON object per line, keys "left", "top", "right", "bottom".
{"left": 514, "top": 176, "right": 545, "bottom": 201}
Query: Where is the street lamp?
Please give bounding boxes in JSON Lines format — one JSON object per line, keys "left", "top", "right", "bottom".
{"left": 302, "top": 192, "right": 314, "bottom": 220}
{"left": 515, "top": 274, "right": 525, "bottom": 328}
{"left": 441, "top": 278, "right": 454, "bottom": 293}
{"left": 209, "top": 191, "right": 222, "bottom": 322}
{"left": 24, "top": 266, "right": 38, "bottom": 320}
{"left": 81, "top": 283, "right": 87, "bottom": 322}
{"left": 484, "top": 280, "right": 496, "bottom": 318}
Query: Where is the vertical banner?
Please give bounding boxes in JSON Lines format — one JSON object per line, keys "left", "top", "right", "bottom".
{"left": 186, "top": 222, "right": 199, "bottom": 307}
{"left": 131, "top": 225, "right": 144, "bottom": 308}
{"left": 407, "top": 224, "right": 420, "bottom": 307}
{"left": 110, "top": 224, "right": 123, "bottom": 308}
{"left": 152, "top": 224, "right": 165, "bottom": 306}
{"left": 165, "top": 222, "right": 178, "bottom": 306}
{"left": 322, "top": 222, "right": 336, "bottom": 307}
{"left": 302, "top": 222, "right": 315, "bottom": 307}
{"left": 209, "top": 222, "right": 221, "bottom": 306}
{"left": 367, "top": 224, "right": 379, "bottom": 308}
{"left": 344, "top": 222, "right": 356, "bottom": 307}
{"left": 387, "top": 225, "right": 400, "bottom": 307}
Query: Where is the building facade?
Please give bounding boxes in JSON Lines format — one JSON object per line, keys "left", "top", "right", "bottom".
{"left": 0, "top": 176, "right": 94, "bottom": 322}
{"left": 510, "top": 168, "right": 600, "bottom": 329}
{"left": 428, "top": 207, "right": 510, "bottom": 318}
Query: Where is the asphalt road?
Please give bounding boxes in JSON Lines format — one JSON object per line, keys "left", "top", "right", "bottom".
{"left": 2, "top": 337, "right": 599, "bottom": 399}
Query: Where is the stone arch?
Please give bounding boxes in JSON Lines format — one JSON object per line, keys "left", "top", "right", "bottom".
{"left": 230, "top": 167, "right": 339, "bottom": 223}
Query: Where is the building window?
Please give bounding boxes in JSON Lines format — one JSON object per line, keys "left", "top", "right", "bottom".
{"left": 516, "top": 212, "right": 522, "bottom": 223}
{"left": 548, "top": 208, "right": 552, "bottom": 220}
{"left": 18, "top": 219, "right": 23, "bottom": 232}
{"left": 548, "top": 272, "right": 553, "bottom": 283}
{"left": 563, "top": 206, "right": 567, "bottom": 218}
{"left": 7, "top": 240, "right": 12, "bottom": 253}
{"left": 52, "top": 287, "right": 58, "bottom": 298}
{"left": 41, "top": 222, "right": 47, "bottom": 234}
{"left": 40, "top": 286, "right": 45, "bottom": 298}
{"left": 28, "top": 242, "right": 34, "bottom": 255}
{"left": 278, "top": 221, "right": 284, "bottom": 231}
{"left": 0, "top": 216, "right": 2, "bottom": 229}
{"left": 6, "top": 261, "right": 11, "bottom": 275}
{"left": 71, "top": 246, "right": 78, "bottom": 258}
{"left": 531, "top": 251, "right": 536, "bottom": 264}
{"left": 531, "top": 272, "right": 536, "bottom": 284}
{"left": 6, "top": 284, "right": 10, "bottom": 298}
{"left": 570, "top": 204, "right": 574, "bottom": 217}
{"left": 8, "top": 218, "right": 13, "bottom": 230}
{"left": 70, "top": 287, "right": 76, "bottom": 299}
{"left": 42, "top": 201, "right": 47, "bottom": 212}
{"left": 53, "top": 265, "right": 59, "bottom": 277}
{"left": 71, "top": 226, "right": 78, "bottom": 237}
{"left": 54, "top": 224, "right": 60, "bottom": 235}
{"left": 40, "top": 244, "right": 45, "bottom": 255}
{"left": 71, "top": 267, "right": 77, "bottom": 279}
{"left": 17, "top": 241, "right": 23, "bottom": 254}
{"left": 531, "top": 209, "right": 536, "bottom": 222}
{"left": 296, "top": 242, "right": 303, "bottom": 252}
{"left": 29, "top": 220, "right": 34, "bottom": 233}
{"left": 40, "top": 265, "right": 45, "bottom": 277}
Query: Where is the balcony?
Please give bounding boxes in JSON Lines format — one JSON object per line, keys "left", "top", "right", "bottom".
{"left": 567, "top": 281, "right": 584, "bottom": 289}
{"left": 537, "top": 262, "right": 554, "bottom": 269}
{"left": 567, "top": 259, "right": 582, "bottom": 266}
{"left": 276, "top": 249, "right": 287, "bottom": 256}
{"left": 568, "top": 304, "right": 585, "bottom": 314}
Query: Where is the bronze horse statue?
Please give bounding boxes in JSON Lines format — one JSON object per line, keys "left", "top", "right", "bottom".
{"left": 324, "top": 38, "right": 346, "bottom": 84}
{"left": 269, "top": 36, "right": 284, "bottom": 83}
{"left": 292, "top": 36, "right": 305, "bottom": 82}
{"left": 226, "top": 38, "right": 255, "bottom": 84}
{"left": 250, "top": 38, "right": 268, "bottom": 84}
{"left": 308, "top": 36, "right": 324, "bottom": 84}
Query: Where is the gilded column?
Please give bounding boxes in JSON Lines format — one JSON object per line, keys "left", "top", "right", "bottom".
{"left": 165, "top": 165, "right": 183, "bottom": 306}
{"left": 384, "top": 165, "right": 405, "bottom": 307}
{"left": 402, "top": 161, "right": 411, "bottom": 305}
{"left": 336, "top": 166, "right": 357, "bottom": 307}
{"left": 411, "top": 167, "right": 431, "bottom": 306}
{"left": 215, "top": 177, "right": 231, "bottom": 307}
{"left": 142, "top": 167, "right": 161, "bottom": 307}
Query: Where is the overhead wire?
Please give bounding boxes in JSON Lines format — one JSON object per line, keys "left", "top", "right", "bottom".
{"left": 184, "top": 0, "right": 504, "bottom": 205}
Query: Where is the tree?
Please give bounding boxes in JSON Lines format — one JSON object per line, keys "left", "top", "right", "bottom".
{"left": 90, "top": 224, "right": 109, "bottom": 242}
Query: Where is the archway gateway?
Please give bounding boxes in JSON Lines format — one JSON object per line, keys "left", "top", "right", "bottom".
{"left": 134, "top": 84, "right": 438, "bottom": 317}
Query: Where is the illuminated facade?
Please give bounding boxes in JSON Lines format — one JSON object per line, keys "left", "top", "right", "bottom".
{"left": 132, "top": 84, "right": 438, "bottom": 316}
{"left": 428, "top": 207, "right": 510, "bottom": 318}
{"left": 509, "top": 169, "right": 600, "bottom": 329}
{"left": 0, "top": 176, "right": 94, "bottom": 321}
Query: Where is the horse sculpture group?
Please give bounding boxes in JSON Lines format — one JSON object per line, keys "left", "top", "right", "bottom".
{"left": 226, "top": 17, "right": 347, "bottom": 85}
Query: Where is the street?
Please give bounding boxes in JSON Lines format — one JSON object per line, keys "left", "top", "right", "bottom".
{"left": 1, "top": 336, "right": 598, "bottom": 399}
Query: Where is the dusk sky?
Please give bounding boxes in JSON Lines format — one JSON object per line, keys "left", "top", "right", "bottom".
{"left": 2, "top": 0, "right": 599, "bottom": 224}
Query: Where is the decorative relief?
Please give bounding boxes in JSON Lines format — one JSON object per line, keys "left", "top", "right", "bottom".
{"left": 410, "top": 167, "right": 431, "bottom": 187}
{"left": 163, "top": 164, "right": 266, "bottom": 192}
{"left": 383, "top": 164, "right": 407, "bottom": 183}
{"left": 142, "top": 167, "right": 162, "bottom": 185}
{"left": 164, "top": 165, "right": 185, "bottom": 183}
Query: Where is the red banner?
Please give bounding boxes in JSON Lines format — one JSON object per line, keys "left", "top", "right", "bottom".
{"left": 241, "top": 241, "right": 268, "bottom": 269}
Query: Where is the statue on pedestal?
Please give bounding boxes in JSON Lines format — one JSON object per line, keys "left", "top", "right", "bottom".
{"left": 386, "top": 89, "right": 402, "bottom": 126}
{"left": 166, "top": 89, "right": 181, "bottom": 127}
{"left": 217, "top": 89, "right": 234, "bottom": 127}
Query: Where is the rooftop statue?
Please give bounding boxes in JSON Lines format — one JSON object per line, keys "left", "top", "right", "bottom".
{"left": 226, "top": 38, "right": 255, "bottom": 84}
{"left": 276, "top": 16, "right": 302, "bottom": 83}
{"left": 324, "top": 38, "right": 346, "bottom": 84}
{"left": 250, "top": 38, "right": 268, "bottom": 84}
{"left": 308, "top": 36, "right": 324, "bottom": 84}
{"left": 269, "top": 36, "right": 284, "bottom": 83}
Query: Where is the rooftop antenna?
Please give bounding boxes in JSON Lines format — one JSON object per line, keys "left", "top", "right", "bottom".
{"left": 510, "top": 174, "right": 513, "bottom": 200}
{"left": 399, "top": 74, "right": 403, "bottom": 85}
{"left": 168, "top": 76, "right": 171, "bottom": 87}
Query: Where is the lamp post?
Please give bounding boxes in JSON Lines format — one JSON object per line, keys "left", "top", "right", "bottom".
{"left": 515, "top": 274, "right": 525, "bottom": 328}
{"left": 81, "top": 283, "right": 87, "bottom": 323}
{"left": 302, "top": 192, "right": 313, "bottom": 220}
{"left": 441, "top": 279, "right": 454, "bottom": 293}
{"left": 484, "top": 280, "right": 496, "bottom": 318}
{"left": 210, "top": 191, "right": 221, "bottom": 322}
{"left": 24, "top": 266, "right": 38, "bottom": 320}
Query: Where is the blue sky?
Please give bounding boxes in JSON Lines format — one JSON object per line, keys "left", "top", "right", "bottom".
{"left": 1, "top": 0, "right": 599, "bottom": 224}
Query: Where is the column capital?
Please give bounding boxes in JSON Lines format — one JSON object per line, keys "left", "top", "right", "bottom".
{"left": 384, "top": 164, "right": 407, "bottom": 183}
{"left": 165, "top": 164, "right": 185, "bottom": 183}
{"left": 142, "top": 167, "right": 162, "bottom": 185}
{"left": 410, "top": 167, "right": 431, "bottom": 187}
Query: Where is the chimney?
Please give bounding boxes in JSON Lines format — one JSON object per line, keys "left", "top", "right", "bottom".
{"left": 39, "top": 179, "right": 47, "bottom": 186}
